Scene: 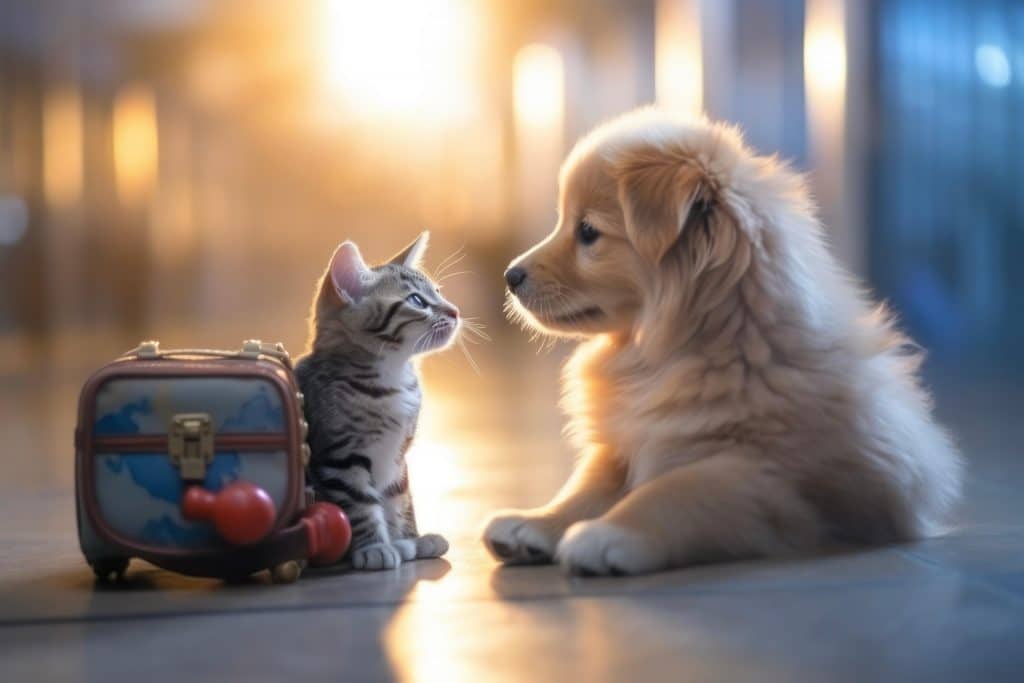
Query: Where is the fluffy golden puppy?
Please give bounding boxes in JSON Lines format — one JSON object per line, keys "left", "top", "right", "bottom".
{"left": 484, "top": 108, "right": 962, "bottom": 576}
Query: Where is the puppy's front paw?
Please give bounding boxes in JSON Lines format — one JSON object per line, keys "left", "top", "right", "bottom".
{"left": 350, "top": 542, "right": 403, "bottom": 571}
{"left": 556, "top": 520, "right": 667, "bottom": 576}
{"left": 482, "top": 510, "right": 565, "bottom": 564}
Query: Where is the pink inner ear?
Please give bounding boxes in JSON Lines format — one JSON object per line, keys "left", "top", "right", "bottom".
{"left": 330, "top": 242, "right": 369, "bottom": 301}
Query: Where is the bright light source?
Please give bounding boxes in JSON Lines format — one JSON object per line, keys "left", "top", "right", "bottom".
{"left": 113, "top": 83, "right": 159, "bottom": 206}
{"left": 0, "top": 195, "right": 28, "bottom": 245}
{"left": 320, "top": 0, "right": 479, "bottom": 125}
{"left": 514, "top": 43, "right": 564, "bottom": 237}
{"left": 975, "top": 44, "right": 1011, "bottom": 88}
{"left": 804, "top": 1, "right": 846, "bottom": 97}
{"left": 656, "top": 0, "right": 703, "bottom": 117}
{"left": 43, "top": 84, "right": 83, "bottom": 209}
{"left": 513, "top": 44, "right": 565, "bottom": 130}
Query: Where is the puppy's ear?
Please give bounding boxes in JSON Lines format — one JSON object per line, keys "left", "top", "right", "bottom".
{"left": 614, "top": 150, "right": 711, "bottom": 262}
{"left": 388, "top": 231, "right": 430, "bottom": 269}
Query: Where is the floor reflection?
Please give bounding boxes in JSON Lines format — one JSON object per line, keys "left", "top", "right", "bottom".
{"left": 3, "top": 326, "right": 1024, "bottom": 681}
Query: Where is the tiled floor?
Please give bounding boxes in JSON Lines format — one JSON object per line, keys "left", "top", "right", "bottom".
{"left": 1, "top": 339, "right": 1022, "bottom": 682}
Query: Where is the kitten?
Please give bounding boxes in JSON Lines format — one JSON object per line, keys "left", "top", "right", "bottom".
{"left": 296, "top": 232, "right": 458, "bottom": 570}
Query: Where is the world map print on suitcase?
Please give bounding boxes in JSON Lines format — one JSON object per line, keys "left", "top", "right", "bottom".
{"left": 91, "top": 377, "right": 291, "bottom": 549}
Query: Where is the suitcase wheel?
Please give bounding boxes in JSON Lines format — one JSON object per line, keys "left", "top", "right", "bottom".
{"left": 90, "top": 557, "right": 130, "bottom": 582}
{"left": 270, "top": 560, "right": 302, "bottom": 584}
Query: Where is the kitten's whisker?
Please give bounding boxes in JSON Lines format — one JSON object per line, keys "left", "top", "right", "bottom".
{"left": 461, "top": 321, "right": 491, "bottom": 342}
{"left": 439, "top": 270, "right": 472, "bottom": 283}
{"left": 436, "top": 245, "right": 465, "bottom": 273}
{"left": 411, "top": 328, "right": 434, "bottom": 354}
{"left": 457, "top": 337, "right": 481, "bottom": 375}
{"left": 438, "top": 256, "right": 467, "bottom": 279}
{"left": 432, "top": 247, "right": 461, "bottom": 278}
{"left": 433, "top": 248, "right": 467, "bottom": 281}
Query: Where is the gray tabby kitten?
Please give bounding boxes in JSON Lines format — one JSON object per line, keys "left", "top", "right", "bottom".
{"left": 296, "top": 232, "right": 458, "bottom": 570}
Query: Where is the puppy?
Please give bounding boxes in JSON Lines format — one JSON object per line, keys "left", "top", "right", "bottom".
{"left": 484, "top": 108, "right": 962, "bottom": 576}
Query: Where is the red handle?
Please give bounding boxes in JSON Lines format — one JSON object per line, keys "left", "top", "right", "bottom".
{"left": 301, "top": 502, "right": 352, "bottom": 566}
{"left": 182, "top": 482, "right": 277, "bottom": 546}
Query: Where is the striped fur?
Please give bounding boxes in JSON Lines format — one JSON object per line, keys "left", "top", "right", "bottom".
{"left": 296, "top": 235, "right": 456, "bottom": 570}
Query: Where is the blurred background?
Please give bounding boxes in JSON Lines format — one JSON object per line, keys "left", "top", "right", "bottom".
{"left": 0, "top": 0, "right": 1021, "bottom": 498}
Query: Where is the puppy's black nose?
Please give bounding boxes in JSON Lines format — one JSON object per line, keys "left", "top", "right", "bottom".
{"left": 505, "top": 266, "right": 527, "bottom": 292}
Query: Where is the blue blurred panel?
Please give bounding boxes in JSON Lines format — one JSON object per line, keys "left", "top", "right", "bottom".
{"left": 871, "top": 0, "right": 1023, "bottom": 366}
{"left": 727, "top": 0, "right": 807, "bottom": 164}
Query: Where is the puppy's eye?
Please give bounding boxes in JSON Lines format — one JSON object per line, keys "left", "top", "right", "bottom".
{"left": 407, "top": 293, "right": 428, "bottom": 308}
{"left": 577, "top": 221, "right": 600, "bottom": 246}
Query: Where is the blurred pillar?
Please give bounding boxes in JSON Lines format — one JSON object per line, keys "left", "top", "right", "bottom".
{"left": 42, "top": 82, "right": 85, "bottom": 335}
{"left": 656, "top": 0, "right": 703, "bottom": 117}
{"left": 112, "top": 82, "right": 159, "bottom": 335}
{"left": 804, "top": 0, "right": 867, "bottom": 275}
{"left": 842, "top": 0, "right": 869, "bottom": 278}
{"left": 1, "top": 60, "right": 48, "bottom": 351}
{"left": 699, "top": 0, "right": 736, "bottom": 122}
{"left": 565, "top": 2, "right": 654, "bottom": 135}
{"left": 150, "top": 97, "right": 198, "bottom": 321}
{"left": 38, "top": 0, "right": 87, "bottom": 349}
{"left": 701, "top": 0, "right": 806, "bottom": 162}
{"left": 513, "top": 43, "right": 565, "bottom": 242}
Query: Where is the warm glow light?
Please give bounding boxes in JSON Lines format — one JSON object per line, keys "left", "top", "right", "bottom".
{"left": 406, "top": 440, "right": 466, "bottom": 533}
{"left": 43, "top": 84, "right": 83, "bottom": 209}
{"left": 113, "top": 83, "right": 159, "bottom": 206}
{"left": 320, "top": 0, "right": 479, "bottom": 125}
{"left": 804, "top": 0, "right": 847, "bottom": 146}
{"left": 804, "top": 0, "right": 846, "bottom": 97}
{"left": 513, "top": 44, "right": 565, "bottom": 130}
{"left": 656, "top": 0, "right": 703, "bottom": 117}
{"left": 513, "top": 43, "right": 565, "bottom": 237}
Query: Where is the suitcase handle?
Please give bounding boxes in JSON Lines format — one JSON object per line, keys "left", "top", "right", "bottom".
{"left": 121, "top": 340, "right": 292, "bottom": 367}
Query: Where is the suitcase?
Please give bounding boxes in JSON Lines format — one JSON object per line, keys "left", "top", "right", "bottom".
{"left": 75, "top": 340, "right": 351, "bottom": 583}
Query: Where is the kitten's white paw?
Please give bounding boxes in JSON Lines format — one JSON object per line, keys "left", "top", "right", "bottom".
{"left": 556, "top": 520, "right": 667, "bottom": 576}
{"left": 350, "top": 542, "right": 403, "bottom": 571}
{"left": 391, "top": 539, "right": 418, "bottom": 562}
{"left": 482, "top": 510, "right": 565, "bottom": 564}
{"left": 415, "top": 533, "right": 449, "bottom": 559}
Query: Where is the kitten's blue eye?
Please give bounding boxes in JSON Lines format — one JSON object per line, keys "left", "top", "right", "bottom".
{"left": 577, "top": 220, "right": 600, "bottom": 246}
{"left": 407, "top": 293, "right": 428, "bottom": 308}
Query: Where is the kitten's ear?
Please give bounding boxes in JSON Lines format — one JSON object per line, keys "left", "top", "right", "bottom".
{"left": 388, "top": 231, "right": 430, "bottom": 269}
{"left": 328, "top": 241, "right": 372, "bottom": 303}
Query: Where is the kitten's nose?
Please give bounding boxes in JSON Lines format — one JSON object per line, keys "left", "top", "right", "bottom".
{"left": 505, "top": 266, "right": 527, "bottom": 292}
{"left": 442, "top": 305, "right": 459, "bottom": 320}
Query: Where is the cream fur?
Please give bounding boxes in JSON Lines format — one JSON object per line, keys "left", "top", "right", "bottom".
{"left": 484, "top": 108, "right": 962, "bottom": 576}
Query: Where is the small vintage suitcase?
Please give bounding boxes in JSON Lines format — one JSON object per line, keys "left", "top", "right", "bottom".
{"left": 75, "top": 340, "right": 351, "bottom": 583}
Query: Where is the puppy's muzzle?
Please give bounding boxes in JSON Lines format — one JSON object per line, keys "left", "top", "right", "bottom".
{"left": 504, "top": 266, "right": 527, "bottom": 294}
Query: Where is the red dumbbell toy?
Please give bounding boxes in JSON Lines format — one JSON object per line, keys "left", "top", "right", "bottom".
{"left": 180, "top": 481, "right": 352, "bottom": 576}
{"left": 301, "top": 502, "right": 352, "bottom": 566}
{"left": 182, "top": 482, "right": 278, "bottom": 546}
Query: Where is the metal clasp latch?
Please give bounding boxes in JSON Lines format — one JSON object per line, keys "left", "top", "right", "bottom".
{"left": 169, "top": 413, "right": 214, "bottom": 481}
